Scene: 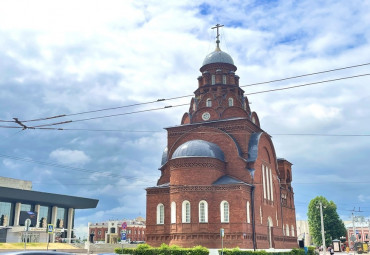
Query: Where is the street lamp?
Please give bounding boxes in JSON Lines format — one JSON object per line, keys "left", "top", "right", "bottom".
{"left": 317, "top": 202, "right": 326, "bottom": 255}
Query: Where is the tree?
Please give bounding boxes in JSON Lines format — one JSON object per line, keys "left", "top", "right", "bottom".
{"left": 307, "top": 196, "right": 346, "bottom": 246}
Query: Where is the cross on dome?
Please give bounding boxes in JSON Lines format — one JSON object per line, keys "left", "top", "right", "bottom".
{"left": 211, "top": 23, "right": 224, "bottom": 51}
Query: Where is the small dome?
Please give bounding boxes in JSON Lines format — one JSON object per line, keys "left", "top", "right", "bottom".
{"left": 202, "top": 49, "right": 234, "bottom": 66}
{"left": 172, "top": 140, "right": 225, "bottom": 161}
{"left": 161, "top": 147, "right": 168, "bottom": 166}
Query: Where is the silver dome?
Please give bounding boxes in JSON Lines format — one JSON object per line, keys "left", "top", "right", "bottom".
{"left": 172, "top": 140, "right": 225, "bottom": 161}
{"left": 161, "top": 147, "right": 168, "bottom": 166}
{"left": 202, "top": 49, "right": 234, "bottom": 66}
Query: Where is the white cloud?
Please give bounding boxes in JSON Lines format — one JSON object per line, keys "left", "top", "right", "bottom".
{"left": 1, "top": 0, "right": 370, "bottom": 230}
{"left": 2, "top": 159, "right": 21, "bottom": 169}
{"left": 49, "top": 149, "right": 90, "bottom": 165}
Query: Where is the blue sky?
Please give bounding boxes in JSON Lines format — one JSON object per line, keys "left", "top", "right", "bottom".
{"left": 1, "top": 0, "right": 370, "bottom": 238}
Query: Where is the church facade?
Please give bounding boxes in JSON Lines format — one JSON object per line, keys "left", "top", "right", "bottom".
{"left": 146, "top": 29, "right": 297, "bottom": 249}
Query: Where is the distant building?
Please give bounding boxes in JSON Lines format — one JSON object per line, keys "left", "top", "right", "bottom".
{"left": 296, "top": 220, "right": 352, "bottom": 247}
{"left": 345, "top": 221, "right": 369, "bottom": 244}
{"left": 296, "top": 220, "right": 312, "bottom": 247}
{"left": 146, "top": 25, "right": 297, "bottom": 249}
{"left": 88, "top": 217, "right": 146, "bottom": 243}
{"left": 0, "top": 176, "right": 98, "bottom": 243}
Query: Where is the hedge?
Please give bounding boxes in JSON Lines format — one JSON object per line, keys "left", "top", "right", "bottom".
{"left": 219, "top": 248, "right": 305, "bottom": 255}
{"left": 114, "top": 243, "right": 209, "bottom": 255}
{"left": 115, "top": 244, "right": 307, "bottom": 255}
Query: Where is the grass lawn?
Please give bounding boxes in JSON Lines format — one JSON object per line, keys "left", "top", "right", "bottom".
{"left": 0, "top": 243, "right": 77, "bottom": 250}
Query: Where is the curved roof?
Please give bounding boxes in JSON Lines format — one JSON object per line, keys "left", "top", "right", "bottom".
{"left": 202, "top": 48, "right": 234, "bottom": 66}
{"left": 172, "top": 140, "right": 225, "bottom": 161}
{"left": 161, "top": 147, "right": 168, "bottom": 166}
{"left": 246, "top": 132, "right": 262, "bottom": 163}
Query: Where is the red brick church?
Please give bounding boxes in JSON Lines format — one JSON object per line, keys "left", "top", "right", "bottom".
{"left": 146, "top": 25, "right": 297, "bottom": 249}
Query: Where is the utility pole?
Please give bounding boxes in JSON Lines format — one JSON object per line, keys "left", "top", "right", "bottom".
{"left": 319, "top": 202, "right": 327, "bottom": 255}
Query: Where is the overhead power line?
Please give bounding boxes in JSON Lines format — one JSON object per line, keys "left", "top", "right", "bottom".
{"left": 245, "top": 73, "right": 370, "bottom": 95}
{"left": 4, "top": 72, "right": 368, "bottom": 129}
{"left": 3, "top": 61, "right": 369, "bottom": 124}
{"left": 4, "top": 124, "right": 370, "bottom": 138}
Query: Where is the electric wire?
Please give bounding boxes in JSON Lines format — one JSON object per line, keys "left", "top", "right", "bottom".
{"left": 5, "top": 61, "right": 370, "bottom": 124}
{"left": 7, "top": 72, "right": 369, "bottom": 129}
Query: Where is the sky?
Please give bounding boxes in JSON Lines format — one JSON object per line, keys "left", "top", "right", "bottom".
{"left": 1, "top": 0, "right": 370, "bottom": 238}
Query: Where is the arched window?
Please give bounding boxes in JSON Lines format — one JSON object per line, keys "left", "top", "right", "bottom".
{"left": 206, "top": 98, "right": 212, "bottom": 107}
{"left": 228, "top": 98, "right": 233, "bottom": 106}
{"left": 222, "top": 75, "right": 227, "bottom": 84}
{"left": 220, "top": 201, "right": 229, "bottom": 223}
{"left": 246, "top": 201, "right": 250, "bottom": 223}
{"left": 199, "top": 200, "right": 208, "bottom": 223}
{"left": 291, "top": 225, "right": 295, "bottom": 237}
{"left": 182, "top": 200, "right": 191, "bottom": 223}
{"left": 171, "top": 202, "right": 176, "bottom": 224}
{"left": 283, "top": 225, "right": 285, "bottom": 236}
{"left": 156, "top": 204, "right": 164, "bottom": 224}
{"left": 286, "top": 224, "right": 290, "bottom": 236}
{"left": 211, "top": 75, "right": 216, "bottom": 85}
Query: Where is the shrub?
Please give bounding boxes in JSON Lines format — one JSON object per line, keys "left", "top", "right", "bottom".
{"left": 115, "top": 243, "right": 209, "bottom": 255}
{"left": 218, "top": 248, "right": 304, "bottom": 255}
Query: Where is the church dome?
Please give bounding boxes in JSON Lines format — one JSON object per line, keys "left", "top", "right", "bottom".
{"left": 202, "top": 48, "right": 234, "bottom": 66}
{"left": 161, "top": 147, "right": 168, "bottom": 166}
{"left": 172, "top": 140, "right": 225, "bottom": 161}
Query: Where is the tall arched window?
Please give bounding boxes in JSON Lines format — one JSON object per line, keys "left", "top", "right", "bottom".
{"left": 199, "top": 200, "right": 208, "bottom": 223}
{"left": 286, "top": 224, "right": 290, "bottom": 236}
{"left": 228, "top": 98, "right": 233, "bottom": 106}
{"left": 171, "top": 202, "right": 176, "bottom": 224}
{"left": 222, "top": 75, "right": 227, "bottom": 84}
{"left": 246, "top": 201, "right": 250, "bottom": 223}
{"left": 291, "top": 225, "right": 295, "bottom": 237}
{"left": 156, "top": 204, "right": 164, "bottom": 224}
{"left": 182, "top": 200, "right": 191, "bottom": 223}
{"left": 206, "top": 98, "right": 212, "bottom": 107}
{"left": 211, "top": 75, "right": 216, "bottom": 85}
{"left": 220, "top": 201, "right": 229, "bottom": 223}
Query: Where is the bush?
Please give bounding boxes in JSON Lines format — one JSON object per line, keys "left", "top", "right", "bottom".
{"left": 307, "top": 247, "right": 316, "bottom": 255}
{"left": 115, "top": 243, "right": 209, "bottom": 255}
{"left": 219, "top": 248, "right": 304, "bottom": 255}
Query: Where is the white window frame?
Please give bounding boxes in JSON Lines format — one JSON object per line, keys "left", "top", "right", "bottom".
{"left": 222, "top": 75, "right": 227, "bottom": 84}
{"left": 156, "top": 203, "right": 164, "bottom": 224}
{"left": 286, "top": 224, "right": 290, "bottom": 236}
{"left": 199, "top": 200, "right": 208, "bottom": 223}
{"left": 246, "top": 201, "right": 250, "bottom": 223}
{"left": 269, "top": 167, "right": 274, "bottom": 201}
{"left": 171, "top": 202, "right": 176, "bottom": 224}
{"left": 206, "top": 98, "right": 212, "bottom": 107}
{"left": 211, "top": 75, "right": 216, "bottom": 85}
{"left": 228, "top": 97, "right": 233, "bottom": 106}
{"left": 266, "top": 167, "right": 271, "bottom": 200}
{"left": 182, "top": 200, "right": 191, "bottom": 223}
{"left": 291, "top": 225, "right": 295, "bottom": 237}
{"left": 220, "top": 201, "right": 229, "bottom": 223}
{"left": 262, "top": 165, "right": 266, "bottom": 199}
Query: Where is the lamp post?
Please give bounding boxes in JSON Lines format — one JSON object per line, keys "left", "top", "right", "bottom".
{"left": 220, "top": 228, "right": 224, "bottom": 255}
{"left": 317, "top": 202, "right": 326, "bottom": 255}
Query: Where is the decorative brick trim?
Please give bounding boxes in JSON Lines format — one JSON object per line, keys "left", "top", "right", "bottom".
{"left": 170, "top": 157, "right": 225, "bottom": 171}
{"left": 146, "top": 188, "right": 170, "bottom": 195}
{"left": 171, "top": 184, "right": 246, "bottom": 193}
